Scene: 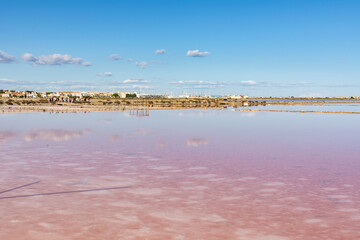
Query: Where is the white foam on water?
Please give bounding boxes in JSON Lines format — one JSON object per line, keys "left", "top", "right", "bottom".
{"left": 149, "top": 166, "right": 173, "bottom": 170}
{"left": 258, "top": 188, "right": 280, "bottom": 193}
{"left": 264, "top": 181, "right": 286, "bottom": 187}
{"left": 328, "top": 195, "right": 350, "bottom": 199}
{"left": 182, "top": 186, "right": 208, "bottom": 191}
{"left": 238, "top": 176, "right": 257, "bottom": 181}
{"left": 337, "top": 208, "right": 358, "bottom": 213}
{"left": 304, "top": 218, "right": 324, "bottom": 224}
{"left": 188, "top": 167, "right": 208, "bottom": 170}
{"left": 323, "top": 187, "right": 339, "bottom": 191}
{"left": 236, "top": 228, "right": 290, "bottom": 240}
{"left": 293, "top": 207, "right": 313, "bottom": 211}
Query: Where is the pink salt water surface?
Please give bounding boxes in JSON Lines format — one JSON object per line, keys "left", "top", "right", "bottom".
{"left": 0, "top": 110, "right": 360, "bottom": 239}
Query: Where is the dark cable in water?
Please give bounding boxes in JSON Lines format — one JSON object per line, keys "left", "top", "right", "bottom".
{"left": 0, "top": 180, "right": 41, "bottom": 195}
{"left": 0, "top": 186, "right": 131, "bottom": 200}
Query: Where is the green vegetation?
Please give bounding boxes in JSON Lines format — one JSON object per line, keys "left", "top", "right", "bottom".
{"left": 112, "top": 93, "right": 119, "bottom": 98}
{"left": 5, "top": 99, "right": 13, "bottom": 105}
{"left": 126, "top": 93, "right": 137, "bottom": 98}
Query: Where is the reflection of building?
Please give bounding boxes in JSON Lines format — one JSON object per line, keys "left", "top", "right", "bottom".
{"left": 136, "top": 93, "right": 167, "bottom": 98}
{"left": 129, "top": 109, "right": 150, "bottom": 118}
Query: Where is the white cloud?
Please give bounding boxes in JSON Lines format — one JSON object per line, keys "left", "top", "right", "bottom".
{"left": 239, "top": 80, "right": 258, "bottom": 86}
{"left": 22, "top": 53, "right": 36, "bottom": 62}
{"left": 82, "top": 61, "right": 92, "bottom": 66}
{"left": 0, "top": 78, "right": 16, "bottom": 83}
{"left": 97, "top": 72, "right": 113, "bottom": 77}
{"left": 122, "top": 79, "right": 136, "bottom": 83}
{"left": 135, "top": 61, "right": 148, "bottom": 69}
{"left": 0, "top": 50, "right": 16, "bottom": 63}
{"left": 122, "top": 79, "right": 149, "bottom": 84}
{"left": 127, "top": 58, "right": 134, "bottom": 62}
{"left": 186, "top": 49, "right": 210, "bottom": 57}
{"left": 22, "top": 53, "right": 92, "bottom": 66}
{"left": 109, "top": 54, "right": 122, "bottom": 61}
{"left": 131, "top": 85, "right": 151, "bottom": 89}
{"left": 170, "top": 80, "right": 217, "bottom": 85}
{"left": 155, "top": 49, "right": 166, "bottom": 54}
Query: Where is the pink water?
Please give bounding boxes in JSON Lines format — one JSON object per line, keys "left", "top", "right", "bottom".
{"left": 0, "top": 110, "right": 359, "bottom": 239}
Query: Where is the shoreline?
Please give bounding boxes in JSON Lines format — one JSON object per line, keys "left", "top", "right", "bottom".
{"left": 0, "top": 98, "right": 359, "bottom": 114}
{"left": 1, "top": 105, "right": 231, "bottom": 113}
{"left": 235, "top": 109, "right": 360, "bottom": 115}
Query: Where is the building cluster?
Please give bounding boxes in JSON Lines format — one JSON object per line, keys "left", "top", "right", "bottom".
{"left": 0, "top": 91, "right": 134, "bottom": 99}
{"left": 0, "top": 90, "right": 251, "bottom": 99}
{"left": 225, "top": 95, "right": 249, "bottom": 99}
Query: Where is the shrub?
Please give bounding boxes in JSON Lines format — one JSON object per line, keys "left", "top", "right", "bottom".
{"left": 38, "top": 99, "right": 49, "bottom": 104}
{"left": 126, "top": 93, "right": 137, "bottom": 98}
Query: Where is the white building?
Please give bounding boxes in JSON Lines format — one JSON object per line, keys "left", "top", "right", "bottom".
{"left": 25, "top": 92, "right": 37, "bottom": 98}
{"left": 118, "top": 92, "right": 128, "bottom": 98}
{"left": 74, "top": 92, "right": 83, "bottom": 98}
{"left": 226, "top": 95, "right": 249, "bottom": 99}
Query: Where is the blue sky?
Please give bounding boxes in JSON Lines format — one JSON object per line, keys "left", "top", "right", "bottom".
{"left": 0, "top": 0, "right": 359, "bottom": 96}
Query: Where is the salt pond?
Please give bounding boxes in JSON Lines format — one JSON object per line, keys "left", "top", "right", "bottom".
{"left": 0, "top": 108, "right": 359, "bottom": 239}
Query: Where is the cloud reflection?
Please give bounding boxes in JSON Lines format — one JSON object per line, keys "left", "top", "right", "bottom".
{"left": 155, "top": 141, "right": 165, "bottom": 147}
{"left": 186, "top": 138, "right": 208, "bottom": 147}
{"left": 109, "top": 135, "right": 122, "bottom": 141}
{"left": 24, "top": 129, "right": 90, "bottom": 142}
{"left": 0, "top": 131, "right": 16, "bottom": 144}
{"left": 136, "top": 128, "right": 147, "bottom": 135}
{"left": 98, "top": 119, "right": 112, "bottom": 124}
